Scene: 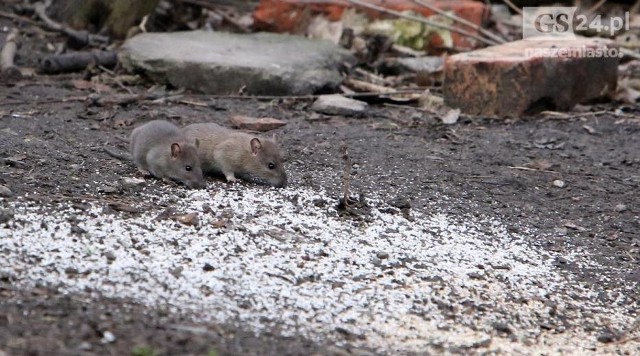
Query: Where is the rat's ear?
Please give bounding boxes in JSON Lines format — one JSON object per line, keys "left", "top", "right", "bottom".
{"left": 250, "top": 138, "right": 262, "bottom": 156}
{"left": 171, "top": 143, "right": 182, "bottom": 158}
{"left": 195, "top": 138, "right": 200, "bottom": 148}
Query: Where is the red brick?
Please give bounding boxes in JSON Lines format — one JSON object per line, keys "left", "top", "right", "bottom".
{"left": 253, "top": 0, "right": 487, "bottom": 49}
{"left": 443, "top": 38, "right": 619, "bottom": 117}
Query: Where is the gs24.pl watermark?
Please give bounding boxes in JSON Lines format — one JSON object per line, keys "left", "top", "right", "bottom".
{"left": 522, "top": 7, "right": 629, "bottom": 40}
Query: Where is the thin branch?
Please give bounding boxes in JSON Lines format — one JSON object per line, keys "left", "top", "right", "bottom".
{"left": 411, "top": 0, "right": 506, "bottom": 44}
{"left": 1, "top": 28, "right": 22, "bottom": 81}
{"left": 0, "top": 10, "right": 40, "bottom": 26}
{"left": 347, "top": 0, "right": 499, "bottom": 46}
{"left": 341, "top": 144, "right": 351, "bottom": 207}
{"left": 585, "top": 0, "right": 607, "bottom": 16}
{"left": 502, "top": 0, "right": 523, "bottom": 15}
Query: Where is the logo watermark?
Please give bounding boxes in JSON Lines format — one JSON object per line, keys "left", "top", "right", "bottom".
{"left": 524, "top": 46, "right": 621, "bottom": 58}
{"left": 522, "top": 7, "right": 629, "bottom": 40}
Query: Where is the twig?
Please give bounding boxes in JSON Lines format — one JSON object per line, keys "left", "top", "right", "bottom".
{"left": 508, "top": 166, "right": 558, "bottom": 173}
{"left": 411, "top": 0, "right": 506, "bottom": 44}
{"left": 1, "top": 28, "right": 22, "bottom": 81}
{"left": 33, "top": 1, "right": 109, "bottom": 48}
{"left": 341, "top": 144, "right": 351, "bottom": 207}
{"left": 585, "top": 0, "right": 607, "bottom": 17}
{"left": 343, "top": 77, "right": 396, "bottom": 93}
{"left": 631, "top": 0, "right": 640, "bottom": 14}
{"left": 346, "top": 0, "right": 499, "bottom": 46}
{"left": 204, "top": 88, "right": 432, "bottom": 100}
{"left": 98, "top": 65, "right": 134, "bottom": 95}
{"left": 620, "top": 47, "right": 640, "bottom": 60}
{"left": 0, "top": 10, "right": 40, "bottom": 26}
{"left": 502, "top": 0, "right": 523, "bottom": 15}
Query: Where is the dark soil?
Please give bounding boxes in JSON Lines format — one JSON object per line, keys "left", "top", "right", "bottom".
{"left": 1, "top": 8, "right": 640, "bottom": 356}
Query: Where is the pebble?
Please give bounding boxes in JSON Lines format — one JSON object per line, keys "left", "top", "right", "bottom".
{"left": 388, "top": 196, "right": 411, "bottom": 209}
{"left": 104, "top": 251, "right": 116, "bottom": 262}
{"left": 614, "top": 204, "right": 627, "bottom": 213}
{"left": 0, "top": 185, "right": 12, "bottom": 197}
{"left": 100, "top": 331, "right": 116, "bottom": 344}
{"left": 0, "top": 209, "right": 14, "bottom": 225}
{"left": 203, "top": 263, "right": 215, "bottom": 272}
{"left": 597, "top": 330, "right": 619, "bottom": 343}
{"left": 552, "top": 180, "right": 565, "bottom": 188}
{"left": 311, "top": 95, "right": 368, "bottom": 117}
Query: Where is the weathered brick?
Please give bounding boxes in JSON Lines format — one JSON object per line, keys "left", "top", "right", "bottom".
{"left": 253, "top": 0, "right": 487, "bottom": 49}
{"left": 443, "top": 37, "right": 619, "bottom": 117}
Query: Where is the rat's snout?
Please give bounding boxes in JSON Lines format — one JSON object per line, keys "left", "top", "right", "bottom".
{"left": 186, "top": 177, "right": 206, "bottom": 189}
{"left": 271, "top": 174, "right": 287, "bottom": 188}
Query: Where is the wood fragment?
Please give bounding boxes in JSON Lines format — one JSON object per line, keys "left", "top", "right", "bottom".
{"left": 343, "top": 77, "right": 396, "bottom": 93}
{"left": 1, "top": 28, "right": 22, "bottom": 81}
{"left": 341, "top": 144, "right": 351, "bottom": 207}
{"left": 39, "top": 51, "right": 117, "bottom": 74}
{"left": 34, "top": 1, "right": 109, "bottom": 49}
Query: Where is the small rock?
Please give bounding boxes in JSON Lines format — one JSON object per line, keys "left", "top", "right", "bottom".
{"left": 78, "top": 341, "right": 92, "bottom": 351}
{"left": 388, "top": 196, "right": 411, "bottom": 209}
{"left": 614, "top": 203, "right": 627, "bottom": 212}
{"left": 173, "top": 212, "right": 199, "bottom": 226}
{"left": 597, "top": 330, "right": 620, "bottom": 343}
{"left": 99, "top": 184, "right": 118, "bottom": 194}
{"left": 104, "top": 251, "right": 116, "bottom": 262}
{"left": 552, "top": 180, "right": 565, "bottom": 188}
{"left": 490, "top": 264, "right": 511, "bottom": 270}
{"left": 305, "top": 112, "right": 330, "bottom": 122}
{"left": 0, "top": 184, "right": 12, "bottom": 197}
{"left": 376, "top": 251, "right": 390, "bottom": 259}
{"left": 65, "top": 267, "right": 79, "bottom": 275}
{"left": 70, "top": 225, "right": 87, "bottom": 235}
{"left": 467, "top": 272, "right": 484, "bottom": 280}
{"left": 169, "top": 266, "right": 183, "bottom": 278}
{"left": 0, "top": 209, "right": 14, "bottom": 225}
{"left": 230, "top": 115, "right": 286, "bottom": 131}
{"left": 203, "top": 263, "right": 215, "bottom": 272}
{"left": 122, "top": 177, "right": 145, "bottom": 186}
{"left": 493, "top": 322, "right": 513, "bottom": 335}
{"left": 313, "top": 198, "right": 327, "bottom": 208}
{"left": 100, "top": 331, "right": 116, "bottom": 344}
{"left": 311, "top": 95, "right": 368, "bottom": 117}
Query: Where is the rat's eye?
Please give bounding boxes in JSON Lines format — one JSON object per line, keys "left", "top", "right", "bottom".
{"left": 268, "top": 163, "right": 276, "bottom": 170}
{"left": 185, "top": 165, "right": 192, "bottom": 171}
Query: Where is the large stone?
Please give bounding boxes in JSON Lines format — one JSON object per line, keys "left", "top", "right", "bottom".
{"left": 443, "top": 37, "right": 619, "bottom": 117}
{"left": 119, "top": 31, "right": 355, "bottom": 95}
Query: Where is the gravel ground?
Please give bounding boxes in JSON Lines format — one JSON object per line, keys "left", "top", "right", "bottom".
{"left": 1, "top": 182, "right": 638, "bottom": 354}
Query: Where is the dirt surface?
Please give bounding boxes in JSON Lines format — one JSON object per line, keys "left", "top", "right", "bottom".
{"left": 1, "top": 11, "right": 640, "bottom": 356}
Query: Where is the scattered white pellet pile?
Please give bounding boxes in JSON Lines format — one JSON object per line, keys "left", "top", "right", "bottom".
{"left": 0, "top": 185, "right": 637, "bottom": 354}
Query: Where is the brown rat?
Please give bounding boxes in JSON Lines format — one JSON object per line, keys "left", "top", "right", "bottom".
{"left": 182, "top": 123, "right": 287, "bottom": 188}
{"left": 130, "top": 120, "right": 205, "bottom": 189}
